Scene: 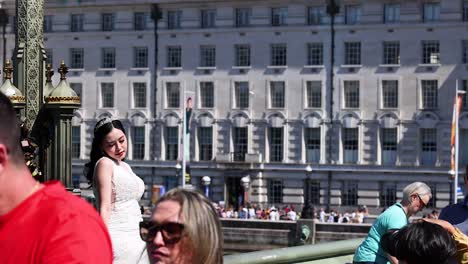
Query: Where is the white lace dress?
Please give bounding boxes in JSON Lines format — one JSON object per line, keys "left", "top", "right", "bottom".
{"left": 94, "top": 157, "right": 149, "bottom": 264}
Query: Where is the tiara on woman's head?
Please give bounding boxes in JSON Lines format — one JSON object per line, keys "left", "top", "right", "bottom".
{"left": 94, "top": 117, "right": 113, "bottom": 133}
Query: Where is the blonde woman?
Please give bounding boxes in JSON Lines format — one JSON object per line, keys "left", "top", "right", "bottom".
{"left": 140, "top": 188, "right": 223, "bottom": 264}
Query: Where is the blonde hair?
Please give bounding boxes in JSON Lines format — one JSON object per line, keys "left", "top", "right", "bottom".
{"left": 402, "top": 182, "right": 432, "bottom": 204}
{"left": 155, "top": 188, "right": 223, "bottom": 264}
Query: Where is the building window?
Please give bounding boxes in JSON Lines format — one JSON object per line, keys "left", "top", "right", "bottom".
{"left": 421, "top": 80, "right": 438, "bottom": 109}
{"left": 460, "top": 128, "right": 468, "bottom": 165}
{"left": 133, "top": 47, "right": 148, "bottom": 68}
{"left": 423, "top": 3, "right": 440, "bottom": 22}
{"left": 134, "top": 12, "right": 147, "bottom": 30}
{"left": 305, "top": 128, "right": 321, "bottom": 163}
{"left": 69, "top": 48, "right": 84, "bottom": 69}
{"left": 383, "top": 41, "right": 400, "bottom": 65}
{"left": 307, "top": 181, "right": 321, "bottom": 205}
{"left": 167, "top": 46, "right": 182, "bottom": 68}
{"left": 235, "top": 8, "right": 251, "bottom": 27}
{"left": 271, "top": 7, "right": 287, "bottom": 26}
{"left": 270, "top": 81, "right": 285, "bottom": 108}
{"left": 234, "top": 82, "right": 249, "bottom": 108}
{"left": 166, "top": 82, "right": 180, "bottom": 108}
{"left": 70, "top": 83, "right": 82, "bottom": 100}
{"left": 344, "top": 80, "right": 360, "bottom": 108}
{"left": 201, "top": 9, "right": 216, "bottom": 28}
{"left": 167, "top": 10, "right": 182, "bottom": 29}
{"left": 344, "top": 42, "right": 361, "bottom": 65}
{"left": 132, "top": 127, "right": 145, "bottom": 160}
{"left": 342, "top": 181, "right": 358, "bottom": 206}
{"left": 45, "top": 49, "right": 53, "bottom": 66}
{"left": 345, "top": 5, "right": 361, "bottom": 25}
{"left": 464, "top": 2, "right": 468, "bottom": 22}
{"left": 307, "top": 6, "right": 324, "bottom": 25}
{"left": 343, "top": 128, "right": 358, "bottom": 163}
{"left": 200, "top": 45, "right": 216, "bottom": 67}
{"left": 101, "top": 47, "right": 116, "bottom": 68}
{"left": 133, "top": 83, "right": 146, "bottom": 108}
{"left": 421, "top": 128, "right": 437, "bottom": 166}
{"left": 164, "top": 176, "right": 178, "bottom": 192}
{"left": 307, "top": 43, "right": 323, "bottom": 66}
{"left": 165, "top": 127, "right": 178, "bottom": 161}
{"left": 268, "top": 179, "right": 283, "bottom": 204}
{"left": 71, "top": 126, "right": 80, "bottom": 159}
{"left": 381, "top": 128, "right": 397, "bottom": 165}
{"left": 269, "top": 127, "right": 283, "bottom": 162}
{"left": 70, "top": 14, "right": 84, "bottom": 32}
{"left": 235, "top": 44, "right": 250, "bottom": 67}
{"left": 463, "top": 40, "right": 468, "bottom": 64}
{"left": 44, "top": 15, "right": 53, "bottom": 33}
{"left": 200, "top": 82, "right": 214, "bottom": 108}
{"left": 233, "top": 127, "right": 248, "bottom": 162}
{"left": 306, "top": 81, "right": 321, "bottom": 108}
{"left": 271, "top": 44, "right": 287, "bottom": 66}
{"left": 380, "top": 183, "right": 397, "bottom": 207}
{"left": 101, "top": 13, "right": 114, "bottom": 31}
{"left": 382, "top": 80, "right": 398, "bottom": 108}
{"left": 384, "top": 4, "right": 400, "bottom": 23}
{"left": 422, "top": 40, "right": 440, "bottom": 64}
{"left": 101, "top": 83, "right": 114, "bottom": 108}
{"left": 198, "top": 127, "right": 213, "bottom": 161}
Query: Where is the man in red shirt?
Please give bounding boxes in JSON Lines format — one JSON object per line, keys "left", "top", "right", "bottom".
{"left": 0, "top": 92, "right": 113, "bottom": 263}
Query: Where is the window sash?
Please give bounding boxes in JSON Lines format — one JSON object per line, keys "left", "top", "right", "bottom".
{"left": 71, "top": 126, "right": 81, "bottom": 159}
{"left": 133, "top": 83, "right": 146, "bottom": 108}
{"left": 345, "top": 5, "right": 361, "bottom": 25}
{"left": 70, "top": 83, "right": 82, "bottom": 99}
{"left": 422, "top": 41, "right": 440, "bottom": 64}
{"left": 132, "top": 127, "right": 145, "bottom": 160}
{"left": 198, "top": 127, "right": 213, "bottom": 161}
{"left": 381, "top": 128, "right": 397, "bottom": 165}
{"left": 167, "top": 46, "right": 182, "bottom": 68}
{"left": 235, "top": 8, "right": 251, "bottom": 27}
{"left": 233, "top": 127, "right": 248, "bottom": 161}
{"left": 166, "top": 82, "right": 180, "bottom": 108}
{"left": 45, "top": 49, "right": 53, "bottom": 66}
{"left": 101, "top": 48, "right": 116, "bottom": 68}
{"left": 167, "top": 11, "right": 182, "bottom": 29}
{"left": 459, "top": 129, "right": 468, "bottom": 164}
{"left": 421, "top": 80, "right": 438, "bottom": 109}
{"left": 344, "top": 81, "right": 360, "bottom": 108}
{"left": 101, "top": 13, "right": 114, "bottom": 31}
{"left": 269, "top": 127, "right": 283, "bottom": 162}
{"left": 201, "top": 9, "right": 216, "bottom": 28}
{"left": 101, "top": 83, "right": 114, "bottom": 108}
{"left": 342, "top": 182, "right": 358, "bottom": 206}
{"left": 384, "top": 4, "right": 400, "bottom": 23}
{"left": 307, "top": 43, "right": 323, "bottom": 65}
{"left": 307, "top": 181, "right": 321, "bottom": 205}
{"left": 271, "top": 7, "right": 288, "bottom": 26}
{"left": 134, "top": 12, "right": 147, "bottom": 30}
{"left": 463, "top": 40, "right": 468, "bottom": 64}
{"left": 421, "top": 128, "right": 437, "bottom": 165}
{"left": 200, "top": 82, "right": 214, "bottom": 108}
{"left": 235, "top": 82, "right": 249, "bottom": 108}
{"left": 345, "top": 42, "right": 361, "bottom": 65}
{"left": 462, "top": 80, "right": 468, "bottom": 109}
{"left": 423, "top": 3, "right": 440, "bottom": 22}
{"left": 307, "top": 81, "right": 321, "bottom": 108}
{"left": 380, "top": 183, "right": 397, "bottom": 207}
{"left": 383, "top": 41, "right": 400, "bottom": 65}
{"left": 134, "top": 47, "right": 148, "bottom": 68}
{"left": 308, "top": 7, "right": 324, "bottom": 25}
{"left": 270, "top": 81, "right": 285, "bottom": 108}
{"left": 200, "top": 46, "right": 216, "bottom": 67}
{"left": 165, "top": 127, "right": 179, "bottom": 161}
{"left": 70, "top": 48, "right": 84, "bottom": 69}
{"left": 464, "top": 2, "right": 468, "bottom": 22}
{"left": 71, "top": 14, "right": 84, "bottom": 32}
{"left": 305, "top": 128, "right": 321, "bottom": 163}
{"left": 382, "top": 80, "right": 398, "bottom": 108}
{"left": 343, "top": 128, "right": 358, "bottom": 163}
{"left": 268, "top": 179, "right": 283, "bottom": 204}
{"left": 271, "top": 44, "right": 287, "bottom": 66}
{"left": 235, "top": 44, "right": 251, "bottom": 67}
{"left": 44, "top": 15, "right": 53, "bottom": 32}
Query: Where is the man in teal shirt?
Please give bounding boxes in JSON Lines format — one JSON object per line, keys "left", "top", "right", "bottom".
{"left": 353, "top": 182, "right": 432, "bottom": 264}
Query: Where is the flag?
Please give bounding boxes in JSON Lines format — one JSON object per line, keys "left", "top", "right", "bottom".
{"left": 450, "top": 93, "right": 463, "bottom": 178}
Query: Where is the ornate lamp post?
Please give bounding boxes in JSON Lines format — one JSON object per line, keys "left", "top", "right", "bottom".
{"left": 240, "top": 175, "right": 250, "bottom": 206}
{"left": 201, "top": 176, "right": 211, "bottom": 198}
{"left": 305, "top": 165, "right": 312, "bottom": 204}
{"left": 0, "top": 0, "right": 8, "bottom": 69}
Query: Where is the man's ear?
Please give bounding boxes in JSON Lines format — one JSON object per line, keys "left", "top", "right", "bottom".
{"left": 0, "top": 144, "right": 8, "bottom": 173}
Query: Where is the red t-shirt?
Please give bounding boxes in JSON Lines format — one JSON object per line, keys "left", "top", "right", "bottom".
{"left": 0, "top": 181, "right": 113, "bottom": 264}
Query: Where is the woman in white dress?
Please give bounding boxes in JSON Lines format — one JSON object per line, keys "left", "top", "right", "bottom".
{"left": 85, "top": 117, "right": 148, "bottom": 264}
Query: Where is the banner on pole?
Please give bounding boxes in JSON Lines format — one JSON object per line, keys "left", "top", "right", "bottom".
{"left": 450, "top": 93, "right": 463, "bottom": 179}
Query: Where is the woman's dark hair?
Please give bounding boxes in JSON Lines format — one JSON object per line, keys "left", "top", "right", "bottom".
{"left": 84, "top": 118, "right": 126, "bottom": 183}
{"left": 381, "top": 221, "right": 457, "bottom": 264}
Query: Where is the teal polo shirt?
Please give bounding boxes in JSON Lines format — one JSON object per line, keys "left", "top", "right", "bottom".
{"left": 353, "top": 203, "right": 408, "bottom": 264}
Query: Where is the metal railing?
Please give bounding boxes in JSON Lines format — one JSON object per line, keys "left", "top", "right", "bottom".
{"left": 224, "top": 238, "right": 363, "bottom": 264}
